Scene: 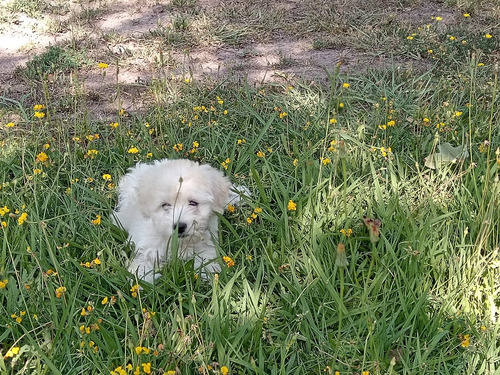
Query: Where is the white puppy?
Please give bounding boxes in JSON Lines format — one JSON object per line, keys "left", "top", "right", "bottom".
{"left": 113, "top": 158, "right": 239, "bottom": 283}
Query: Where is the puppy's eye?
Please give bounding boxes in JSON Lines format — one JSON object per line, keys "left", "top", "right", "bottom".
{"left": 188, "top": 200, "right": 198, "bottom": 207}
{"left": 161, "top": 203, "right": 171, "bottom": 210}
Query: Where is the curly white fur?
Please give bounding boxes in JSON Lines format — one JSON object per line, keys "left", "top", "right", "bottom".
{"left": 113, "top": 159, "right": 237, "bottom": 283}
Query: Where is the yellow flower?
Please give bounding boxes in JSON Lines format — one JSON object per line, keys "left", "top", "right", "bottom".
{"left": 322, "top": 158, "right": 331, "bottom": 165}
{"left": 18, "top": 212, "right": 28, "bottom": 225}
{"left": 223, "top": 256, "right": 235, "bottom": 267}
{"left": 329, "top": 118, "right": 337, "bottom": 124}
{"left": 246, "top": 217, "right": 252, "bottom": 224}
{"left": 435, "top": 16, "right": 442, "bottom": 21}
{"left": 128, "top": 147, "right": 139, "bottom": 154}
{"left": 142, "top": 362, "right": 152, "bottom": 374}
{"left": 461, "top": 334, "right": 470, "bottom": 347}
{"left": 0, "top": 206, "right": 10, "bottom": 216}
{"left": 339, "top": 102, "right": 344, "bottom": 108}
{"left": 221, "top": 366, "right": 229, "bottom": 375}
{"left": 342, "top": 83, "right": 350, "bottom": 88}
{"left": 256, "top": 151, "right": 265, "bottom": 158}
{"left": 109, "top": 122, "right": 119, "bottom": 128}
{"left": 484, "top": 34, "right": 492, "bottom": 39}
{"left": 463, "top": 13, "right": 470, "bottom": 17}
{"left": 4, "top": 346, "right": 20, "bottom": 358}
{"left": 227, "top": 203, "right": 235, "bottom": 213}
{"left": 293, "top": 158, "right": 298, "bottom": 166}
{"left": 33, "top": 168, "right": 42, "bottom": 175}
{"left": 254, "top": 207, "right": 263, "bottom": 214}
{"left": 288, "top": 200, "right": 297, "bottom": 211}
{"left": 216, "top": 96, "right": 224, "bottom": 105}
{"left": 85, "top": 149, "right": 99, "bottom": 159}
{"left": 34, "top": 111, "right": 46, "bottom": 119}
{"left": 102, "top": 174, "right": 112, "bottom": 181}
{"left": 93, "top": 258, "right": 101, "bottom": 265}
{"left": 387, "top": 120, "right": 396, "bottom": 126}
{"left": 340, "top": 228, "right": 353, "bottom": 237}
{"left": 406, "top": 36, "right": 414, "bottom": 40}
{"left": 101, "top": 297, "right": 108, "bottom": 305}
{"left": 36, "top": 152, "right": 49, "bottom": 163}
{"left": 33, "top": 104, "right": 45, "bottom": 110}
{"left": 55, "top": 286, "right": 66, "bottom": 298}
{"left": 237, "top": 139, "right": 246, "bottom": 145}
{"left": 130, "top": 284, "right": 139, "bottom": 298}
{"left": 279, "top": 112, "right": 288, "bottom": 119}
{"left": 173, "top": 143, "right": 183, "bottom": 152}
{"left": 165, "top": 371, "right": 176, "bottom": 375}
{"left": 98, "top": 62, "right": 109, "bottom": 69}
{"left": 427, "top": 49, "right": 433, "bottom": 54}
{"left": 91, "top": 215, "right": 101, "bottom": 225}
{"left": 0, "top": 279, "right": 8, "bottom": 288}
{"left": 6, "top": 122, "right": 15, "bottom": 127}
{"left": 449, "top": 35, "right": 456, "bottom": 41}
{"left": 1, "top": 221, "right": 6, "bottom": 228}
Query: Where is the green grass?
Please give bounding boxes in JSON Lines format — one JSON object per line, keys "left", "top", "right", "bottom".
{"left": 1, "top": 2, "right": 500, "bottom": 375}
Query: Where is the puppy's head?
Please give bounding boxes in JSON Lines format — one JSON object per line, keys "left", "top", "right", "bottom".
{"left": 132, "top": 159, "right": 231, "bottom": 240}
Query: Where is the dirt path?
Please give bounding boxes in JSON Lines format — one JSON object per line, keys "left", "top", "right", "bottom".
{"left": 0, "top": 0, "right": 458, "bottom": 117}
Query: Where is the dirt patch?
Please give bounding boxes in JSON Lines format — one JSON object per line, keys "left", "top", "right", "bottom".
{"left": 0, "top": 0, "right": 459, "bottom": 118}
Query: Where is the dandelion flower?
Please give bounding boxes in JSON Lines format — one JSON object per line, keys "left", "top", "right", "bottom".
{"left": 18, "top": 212, "right": 28, "bottom": 225}
{"left": 4, "top": 347, "right": 20, "bottom": 358}
{"left": 142, "top": 362, "right": 152, "bottom": 374}
{"left": 288, "top": 200, "right": 297, "bottom": 211}
{"left": 55, "top": 286, "right": 66, "bottom": 298}
{"left": 91, "top": 215, "right": 101, "bottom": 226}
{"left": 36, "top": 152, "right": 49, "bottom": 163}
{"left": 221, "top": 366, "right": 229, "bottom": 375}
{"left": 223, "top": 256, "right": 235, "bottom": 267}
{"left": 461, "top": 334, "right": 470, "bottom": 347}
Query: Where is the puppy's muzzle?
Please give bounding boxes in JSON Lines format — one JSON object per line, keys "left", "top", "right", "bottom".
{"left": 174, "top": 222, "right": 188, "bottom": 237}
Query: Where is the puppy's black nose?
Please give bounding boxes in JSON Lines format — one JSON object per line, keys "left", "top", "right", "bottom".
{"left": 174, "top": 222, "right": 187, "bottom": 235}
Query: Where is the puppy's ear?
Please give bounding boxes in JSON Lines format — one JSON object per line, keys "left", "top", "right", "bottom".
{"left": 201, "top": 165, "right": 231, "bottom": 213}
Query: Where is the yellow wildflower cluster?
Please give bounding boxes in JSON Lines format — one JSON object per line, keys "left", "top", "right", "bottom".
{"left": 11, "top": 310, "right": 26, "bottom": 323}
{"left": 17, "top": 212, "right": 28, "bottom": 225}
{"left": 0, "top": 278, "right": 8, "bottom": 288}
{"left": 85, "top": 149, "right": 99, "bottom": 159}
{"left": 130, "top": 284, "right": 140, "bottom": 298}
{"left": 189, "top": 140, "right": 199, "bottom": 154}
{"left": 128, "top": 147, "right": 139, "bottom": 154}
{"left": 79, "top": 322, "right": 100, "bottom": 335}
{"left": 288, "top": 200, "right": 297, "bottom": 211}
{"left": 173, "top": 143, "right": 183, "bottom": 152}
{"left": 110, "top": 362, "right": 152, "bottom": 375}
{"left": 98, "top": 62, "right": 109, "bottom": 69}
{"left": 4, "top": 346, "right": 20, "bottom": 358}
{"left": 340, "top": 228, "right": 353, "bottom": 237}
{"left": 55, "top": 286, "right": 67, "bottom": 298}
{"left": 227, "top": 203, "right": 235, "bottom": 213}
{"left": 223, "top": 256, "right": 235, "bottom": 268}
{"left": 80, "top": 258, "right": 101, "bottom": 268}
{"left": 221, "top": 158, "right": 231, "bottom": 170}
{"left": 247, "top": 207, "right": 263, "bottom": 224}
{"left": 91, "top": 215, "right": 102, "bottom": 226}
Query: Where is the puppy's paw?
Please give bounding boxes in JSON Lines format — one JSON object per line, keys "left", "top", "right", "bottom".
{"left": 227, "top": 185, "right": 250, "bottom": 207}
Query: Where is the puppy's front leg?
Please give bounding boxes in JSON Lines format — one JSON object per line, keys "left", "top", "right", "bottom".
{"left": 128, "top": 250, "right": 161, "bottom": 283}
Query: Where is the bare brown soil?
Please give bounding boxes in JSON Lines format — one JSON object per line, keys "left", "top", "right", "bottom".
{"left": 0, "top": 0, "right": 459, "bottom": 118}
